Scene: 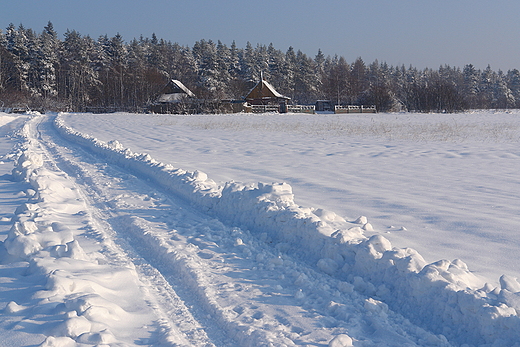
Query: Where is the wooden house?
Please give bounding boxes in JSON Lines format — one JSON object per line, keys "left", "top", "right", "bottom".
{"left": 244, "top": 74, "right": 290, "bottom": 112}
{"left": 150, "top": 79, "right": 197, "bottom": 113}
{"left": 156, "top": 79, "right": 195, "bottom": 103}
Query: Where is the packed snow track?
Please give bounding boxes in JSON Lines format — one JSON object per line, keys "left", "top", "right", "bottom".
{"left": 0, "top": 113, "right": 520, "bottom": 347}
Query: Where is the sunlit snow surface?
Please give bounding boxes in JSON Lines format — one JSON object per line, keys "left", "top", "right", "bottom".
{"left": 61, "top": 111, "right": 520, "bottom": 282}
{"left": 0, "top": 110, "right": 519, "bottom": 346}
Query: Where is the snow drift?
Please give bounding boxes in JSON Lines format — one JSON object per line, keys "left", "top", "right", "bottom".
{"left": 52, "top": 113, "right": 520, "bottom": 346}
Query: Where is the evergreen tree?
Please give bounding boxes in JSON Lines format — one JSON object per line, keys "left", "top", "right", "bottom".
{"left": 125, "top": 37, "right": 149, "bottom": 109}
{"left": 506, "top": 69, "right": 520, "bottom": 107}
{"left": 227, "top": 40, "right": 248, "bottom": 99}
{"left": 6, "top": 24, "right": 30, "bottom": 92}
{"left": 349, "top": 57, "right": 367, "bottom": 103}
{"left": 360, "top": 60, "right": 394, "bottom": 112}
{"left": 108, "top": 33, "right": 128, "bottom": 106}
{"left": 240, "top": 41, "right": 256, "bottom": 81}
{"left": 293, "top": 50, "right": 317, "bottom": 104}
{"left": 322, "top": 55, "right": 349, "bottom": 105}
{"left": 266, "top": 43, "right": 285, "bottom": 97}
{"left": 479, "top": 65, "right": 495, "bottom": 107}
{"left": 462, "top": 64, "right": 480, "bottom": 108}
{"left": 60, "top": 30, "right": 100, "bottom": 111}
{"left": 215, "top": 40, "right": 233, "bottom": 98}
{"left": 192, "top": 39, "right": 220, "bottom": 95}
{"left": 281, "top": 46, "right": 297, "bottom": 99}
{"left": 0, "top": 27, "right": 22, "bottom": 96}
{"left": 1, "top": 22, "right": 518, "bottom": 112}
{"left": 494, "top": 70, "right": 515, "bottom": 109}
{"left": 314, "top": 49, "right": 326, "bottom": 99}
{"left": 36, "top": 21, "right": 59, "bottom": 101}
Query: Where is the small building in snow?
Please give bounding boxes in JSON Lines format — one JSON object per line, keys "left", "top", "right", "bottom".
{"left": 156, "top": 79, "right": 196, "bottom": 103}
{"left": 244, "top": 74, "right": 290, "bottom": 112}
{"left": 315, "top": 100, "right": 334, "bottom": 112}
{"left": 150, "top": 79, "right": 197, "bottom": 113}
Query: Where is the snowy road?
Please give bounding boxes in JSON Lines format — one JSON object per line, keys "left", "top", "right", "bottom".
{"left": 1, "top": 113, "right": 520, "bottom": 346}
{"left": 35, "top": 117, "right": 446, "bottom": 345}
{"left": 33, "top": 114, "right": 369, "bottom": 346}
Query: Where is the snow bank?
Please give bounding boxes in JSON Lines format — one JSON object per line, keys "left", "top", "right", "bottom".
{"left": 54, "top": 114, "right": 520, "bottom": 346}
{"left": 3, "top": 117, "right": 172, "bottom": 346}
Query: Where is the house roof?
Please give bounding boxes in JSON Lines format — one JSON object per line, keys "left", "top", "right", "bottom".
{"left": 245, "top": 78, "right": 290, "bottom": 101}
{"left": 156, "top": 79, "right": 195, "bottom": 103}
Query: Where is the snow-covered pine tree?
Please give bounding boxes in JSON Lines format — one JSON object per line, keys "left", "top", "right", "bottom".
{"left": 494, "top": 70, "right": 515, "bottom": 109}
{"left": 265, "top": 43, "right": 286, "bottom": 97}
{"left": 314, "top": 49, "right": 326, "bottom": 100}
{"left": 240, "top": 41, "right": 256, "bottom": 81}
{"left": 192, "top": 39, "right": 220, "bottom": 98}
{"left": 506, "top": 69, "right": 520, "bottom": 108}
{"left": 60, "top": 30, "right": 100, "bottom": 111}
{"left": 108, "top": 33, "right": 128, "bottom": 107}
{"left": 478, "top": 65, "right": 496, "bottom": 108}
{"left": 349, "top": 57, "right": 368, "bottom": 104}
{"left": 215, "top": 40, "right": 233, "bottom": 98}
{"left": 35, "top": 21, "right": 59, "bottom": 102}
{"left": 293, "top": 50, "right": 318, "bottom": 104}
{"left": 462, "top": 64, "right": 480, "bottom": 108}
{"left": 322, "top": 55, "right": 349, "bottom": 105}
{"left": 5, "top": 24, "right": 30, "bottom": 93}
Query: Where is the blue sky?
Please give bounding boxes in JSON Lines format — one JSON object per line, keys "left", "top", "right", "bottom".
{"left": 1, "top": 0, "right": 519, "bottom": 71}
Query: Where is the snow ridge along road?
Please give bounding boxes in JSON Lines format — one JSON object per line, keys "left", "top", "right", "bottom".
{"left": 0, "top": 112, "right": 519, "bottom": 346}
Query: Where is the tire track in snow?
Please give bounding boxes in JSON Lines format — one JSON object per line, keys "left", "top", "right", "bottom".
{"left": 34, "top": 116, "right": 218, "bottom": 346}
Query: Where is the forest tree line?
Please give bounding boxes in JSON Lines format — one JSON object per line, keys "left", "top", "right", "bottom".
{"left": 1, "top": 22, "right": 520, "bottom": 113}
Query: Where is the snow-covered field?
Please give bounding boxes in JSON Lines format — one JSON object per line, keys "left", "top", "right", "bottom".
{"left": 0, "top": 110, "right": 519, "bottom": 346}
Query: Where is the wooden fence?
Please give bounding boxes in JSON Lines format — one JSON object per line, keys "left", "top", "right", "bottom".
{"left": 250, "top": 104, "right": 281, "bottom": 113}
{"left": 286, "top": 105, "right": 316, "bottom": 114}
{"left": 334, "top": 105, "right": 377, "bottom": 113}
